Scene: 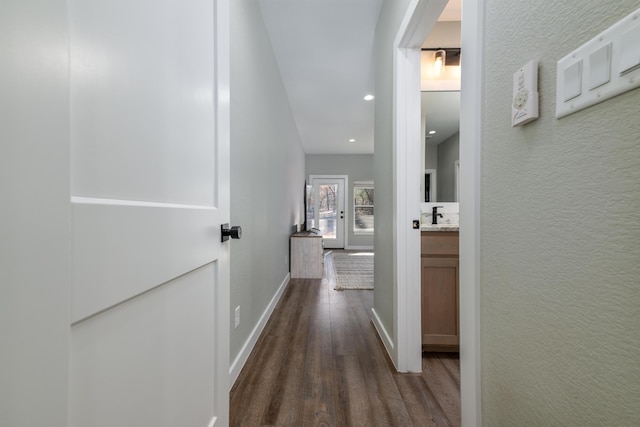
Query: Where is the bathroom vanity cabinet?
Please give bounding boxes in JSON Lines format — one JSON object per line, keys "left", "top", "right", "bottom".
{"left": 421, "top": 230, "right": 459, "bottom": 352}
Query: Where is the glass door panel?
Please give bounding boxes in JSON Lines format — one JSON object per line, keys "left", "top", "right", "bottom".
{"left": 311, "top": 177, "right": 345, "bottom": 248}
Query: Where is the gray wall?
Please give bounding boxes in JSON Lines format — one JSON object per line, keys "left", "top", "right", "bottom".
{"left": 436, "top": 132, "right": 459, "bottom": 202}
{"left": 373, "top": 0, "right": 413, "bottom": 345}
{"left": 481, "top": 1, "right": 640, "bottom": 424}
{"left": 306, "top": 154, "right": 375, "bottom": 249}
{"left": 230, "top": 0, "right": 306, "bottom": 367}
{"left": 425, "top": 143, "right": 438, "bottom": 169}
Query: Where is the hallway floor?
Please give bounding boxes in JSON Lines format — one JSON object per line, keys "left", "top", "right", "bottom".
{"left": 230, "top": 253, "right": 460, "bottom": 426}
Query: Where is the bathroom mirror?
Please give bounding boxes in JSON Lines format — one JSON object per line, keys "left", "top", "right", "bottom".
{"left": 421, "top": 91, "right": 460, "bottom": 202}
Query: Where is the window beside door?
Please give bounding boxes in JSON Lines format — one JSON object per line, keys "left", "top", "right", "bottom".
{"left": 354, "top": 181, "right": 374, "bottom": 234}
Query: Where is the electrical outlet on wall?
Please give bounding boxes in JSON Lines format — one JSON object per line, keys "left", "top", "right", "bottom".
{"left": 234, "top": 306, "right": 240, "bottom": 329}
{"left": 512, "top": 60, "right": 539, "bottom": 126}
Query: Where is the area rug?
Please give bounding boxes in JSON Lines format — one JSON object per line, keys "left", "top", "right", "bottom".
{"left": 332, "top": 251, "right": 374, "bottom": 290}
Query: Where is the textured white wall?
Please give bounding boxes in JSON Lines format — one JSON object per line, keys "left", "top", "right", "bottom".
{"left": 482, "top": 1, "right": 640, "bottom": 425}
{"left": 229, "top": 0, "right": 306, "bottom": 364}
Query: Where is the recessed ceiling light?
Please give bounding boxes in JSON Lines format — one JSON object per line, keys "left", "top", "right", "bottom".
{"left": 363, "top": 94, "right": 375, "bottom": 101}
{"left": 428, "top": 130, "right": 436, "bottom": 134}
{"left": 348, "top": 138, "right": 356, "bottom": 142}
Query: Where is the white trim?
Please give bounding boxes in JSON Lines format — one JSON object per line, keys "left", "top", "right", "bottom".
{"left": 459, "top": 0, "right": 484, "bottom": 425}
{"left": 370, "top": 308, "right": 394, "bottom": 357}
{"left": 344, "top": 245, "right": 374, "bottom": 251}
{"left": 213, "top": 0, "right": 231, "bottom": 425}
{"left": 207, "top": 416, "right": 218, "bottom": 427}
{"left": 393, "top": 1, "right": 484, "bottom": 424}
{"left": 229, "top": 273, "right": 290, "bottom": 388}
{"left": 71, "top": 196, "right": 216, "bottom": 210}
{"left": 392, "top": 0, "right": 447, "bottom": 374}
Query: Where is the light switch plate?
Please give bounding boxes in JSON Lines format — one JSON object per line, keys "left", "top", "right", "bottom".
{"left": 619, "top": 23, "right": 640, "bottom": 75}
{"left": 563, "top": 60, "right": 583, "bottom": 101}
{"left": 589, "top": 43, "right": 612, "bottom": 90}
{"left": 556, "top": 8, "right": 640, "bottom": 118}
{"left": 512, "top": 60, "right": 539, "bottom": 126}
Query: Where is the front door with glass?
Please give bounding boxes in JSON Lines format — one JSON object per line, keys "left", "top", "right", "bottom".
{"left": 310, "top": 177, "right": 346, "bottom": 249}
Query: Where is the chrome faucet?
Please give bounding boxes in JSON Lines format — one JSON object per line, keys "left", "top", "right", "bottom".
{"left": 431, "top": 206, "right": 444, "bottom": 225}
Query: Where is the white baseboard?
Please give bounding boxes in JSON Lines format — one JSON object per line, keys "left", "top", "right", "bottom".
{"left": 344, "top": 245, "right": 374, "bottom": 251}
{"left": 371, "top": 307, "right": 396, "bottom": 368}
{"left": 229, "top": 273, "right": 290, "bottom": 389}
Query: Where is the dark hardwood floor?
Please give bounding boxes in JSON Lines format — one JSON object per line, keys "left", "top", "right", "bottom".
{"left": 230, "top": 252, "right": 460, "bottom": 427}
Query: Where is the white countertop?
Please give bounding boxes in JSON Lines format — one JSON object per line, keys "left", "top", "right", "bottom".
{"left": 421, "top": 224, "right": 459, "bottom": 231}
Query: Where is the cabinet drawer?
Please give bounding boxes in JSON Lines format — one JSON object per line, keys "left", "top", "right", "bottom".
{"left": 421, "top": 232, "right": 459, "bottom": 256}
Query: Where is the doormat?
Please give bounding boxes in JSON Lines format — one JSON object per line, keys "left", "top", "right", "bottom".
{"left": 332, "top": 251, "right": 374, "bottom": 290}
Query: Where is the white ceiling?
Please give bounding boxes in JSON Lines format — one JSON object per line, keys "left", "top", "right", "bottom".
{"left": 258, "top": 0, "right": 462, "bottom": 155}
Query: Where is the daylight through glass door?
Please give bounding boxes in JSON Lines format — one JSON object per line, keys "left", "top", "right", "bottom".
{"left": 310, "top": 177, "right": 346, "bottom": 249}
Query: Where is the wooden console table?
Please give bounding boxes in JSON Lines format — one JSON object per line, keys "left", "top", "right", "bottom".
{"left": 290, "top": 230, "right": 323, "bottom": 279}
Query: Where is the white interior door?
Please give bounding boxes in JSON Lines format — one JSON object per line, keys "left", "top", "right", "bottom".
{"left": 68, "top": 1, "right": 230, "bottom": 426}
{"left": 311, "top": 176, "right": 346, "bottom": 249}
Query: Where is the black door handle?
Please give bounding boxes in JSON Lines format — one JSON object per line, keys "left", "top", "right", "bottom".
{"left": 221, "top": 223, "right": 242, "bottom": 242}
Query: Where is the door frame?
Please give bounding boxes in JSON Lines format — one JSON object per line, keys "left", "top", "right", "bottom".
{"left": 309, "top": 174, "right": 348, "bottom": 248}
{"left": 393, "top": 0, "right": 483, "bottom": 426}
{"left": 214, "top": 0, "right": 231, "bottom": 424}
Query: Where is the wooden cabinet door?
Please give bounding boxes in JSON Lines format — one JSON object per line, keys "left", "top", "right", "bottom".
{"left": 291, "top": 236, "right": 323, "bottom": 278}
{"left": 421, "top": 257, "right": 459, "bottom": 349}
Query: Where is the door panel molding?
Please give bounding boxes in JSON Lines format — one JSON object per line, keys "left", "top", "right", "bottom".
{"left": 71, "top": 201, "right": 221, "bottom": 322}
{"left": 70, "top": 265, "right": 217, "bottom": 426}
